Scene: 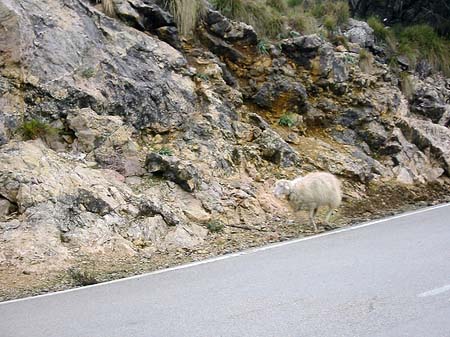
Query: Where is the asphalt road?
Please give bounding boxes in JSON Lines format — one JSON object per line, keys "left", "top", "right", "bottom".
{"left": 1, "top": 204, "right": 450, "bottom": 337}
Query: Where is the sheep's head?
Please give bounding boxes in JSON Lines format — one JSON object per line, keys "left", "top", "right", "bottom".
{"left": 273, "top": 179, "right": 291, "bottom": 199}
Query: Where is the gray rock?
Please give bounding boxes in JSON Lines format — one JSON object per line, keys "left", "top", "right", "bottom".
{"left": 398, "top": 117, "right": 450, "bottom": 174}
{"left": 0, "top": 198, "right": 16, "bottom": 220}
{"left": 247, "top": 113, "right": 270, "bottom": 130}
{"left": 411, "top": 87, "right": 447, "bottom": 123}
{"left": 343, "top": 19, "right": 374, "bottom": 48}
{"left": 0, "top": 0, "right": 196, "bottom": 133}
{"left": 253, "top": 78, "right": 308, "bottom": 112}
{"left": 358, "top": 121, "right": 388, "bottom": 150}
{"left": 145, "top": 153, "right": 201, "bottom": 192}
{"left": 199, "top": 29, "right": 246, "bottom": 63}
{"left": 281, "top": 35, "right": 323, "bottom": 67}
{"left": 204, "top": 9, "right": 257, "bottom": 45}
{"left": 256, "top": 129, "right": 301, "bottom": 167}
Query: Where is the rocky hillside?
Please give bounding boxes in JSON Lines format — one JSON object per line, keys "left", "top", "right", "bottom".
{"left": 0, "top": 0, "right": 449, "bottom": 300}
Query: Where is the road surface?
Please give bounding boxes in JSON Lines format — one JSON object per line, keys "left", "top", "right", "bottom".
{"left": 1, "top": 204, "right": 450, "bottom": 337}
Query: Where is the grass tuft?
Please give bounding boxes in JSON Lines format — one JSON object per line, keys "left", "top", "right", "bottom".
{"left": 207, "top": 220, "right": 224, "bottom": 233}
{"left": 18, "top": 119, "right": 58, "bottom": 141}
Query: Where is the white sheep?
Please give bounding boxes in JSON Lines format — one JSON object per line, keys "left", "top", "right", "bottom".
{"left": 273, "top": 172, "right": 342, "bottom": 232}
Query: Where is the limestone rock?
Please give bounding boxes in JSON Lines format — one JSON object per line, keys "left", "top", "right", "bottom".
{"left": 204, "top": 9, "right": 257, "bottom": 45}
{"left": 343, "top": 19, "right": 374, "bottom": 48}
{"left": 398, "top": 117, "right": 450, "bottom": 174}
{"left": 256, "top": 129, "right": 301, "bottom": 167}
{"left": 281, "top": 35, "right": 323, "bottom": 67}
{"left": 145, "top": 153, "right": 201, "bottom": 192}
{"left": 0, "top": 0, "right": 196, "bottom": 134}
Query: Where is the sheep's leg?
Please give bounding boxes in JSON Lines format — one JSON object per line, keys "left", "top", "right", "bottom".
{"left": 325, "top": 207, "right": 334, "bottom": 227}
{"left": 309, "top": 208, "right": 318, "bottom": 232}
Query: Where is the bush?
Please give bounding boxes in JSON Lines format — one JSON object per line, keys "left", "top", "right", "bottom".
{"left": 287, "top": 11, "right": 318, "bottom": 35}
{"left": 279, "top": 114, "right": 295, "bottom": 127}
{"left": 207, "top": 220, "right": 224, "bottom": 233}
{"left": 266, "top": 0, "right": 287, "bottom": 13}
{"left": 68, "top": 268, "right": 98, "bottom": 286}
{"left": 323, "top": 15, "right": 337, "bottom": 33}
{"left": 158, "top": 147, "right": 173, "bottom": 156}
{"left": 367, "top": 16, "right": 389, "bottom": 41}
{"left": 81, "top": 67, "right": 96, "bottom": 78}
{"left": 396, "top": 24, "right": 450, "bottom": 75}
{"left": 287, "top": 0, "right": 303, "bottom": 7}
{"left": 18, "top": 119, "right": 57, "bottom": 141}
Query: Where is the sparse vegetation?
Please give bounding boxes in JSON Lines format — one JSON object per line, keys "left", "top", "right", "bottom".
{"left": 396, "top": 24, "right": 450, "bottom": 76}
{"left": 68, "top": 268, "right": 98, "bottom": 286}
{"left": 158, "top": 147, "right": 173, "bottom": 156}
{"left": 359, "top": 48, "right": 374, "bottom": 73}
{"left": 81, "top": 67, "right": 96, "bottom": 78}
{"left": 367, "top": 16, "right": 390, "bottom": 41}
{"left": 399, "top": 71, "right": 415, "bottom": 99}
{"left": 287, "top": 0, "right": 303, "bottom": 7}
{"left": 279, "top": 114, "right": 295, "bottom": 128}
{"left": 212, "top": 0, "right": 349, "bottom": 38}
{"left": 18, "top": 119, "right": 58, "bottom": 141}
{"left": 207, "top": 220, "right": 224, "bottom": 233}
{"left": 257, "top": 39, "right": 270, "bottom": 55}
{"left": 163, "top": 0, "right": 206, "bottom": 37}
{"left": 195, "top": 73, "right": 210, "bottom": 81}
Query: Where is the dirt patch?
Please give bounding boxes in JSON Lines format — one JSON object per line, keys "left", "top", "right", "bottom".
{"left": 1, "top": 180, "right": 449, "bottom": 302}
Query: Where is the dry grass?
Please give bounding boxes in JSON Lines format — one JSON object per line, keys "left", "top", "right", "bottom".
{"left": 165, "top": 0, "right": 206, "bottom": 37}
{"left": 97, "top": 0, "right": 115, "bottom": 17}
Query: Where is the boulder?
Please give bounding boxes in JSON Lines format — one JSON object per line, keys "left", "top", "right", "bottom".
{"left": 145, "top": 153, "right": 201, "bottom": 192}
{"left": 253, "top": 77, "right": 308, "bottom": 113}
{"left": 203, "top": 9, "right": 257, "bottom": 45}
{"left": 256, "top": 129, "right": 301, "bottom": 167}
{"left": 398, "top": 117, "right": 450, "bottom": 174}
{"left": 281, "top": 35, "right": 323, "bottom": 68}
{"left": 410, "top": 87, "right": 447, "bottom": 123}
{"left": 343, "top": 19, "right": 374, "bottom": 48}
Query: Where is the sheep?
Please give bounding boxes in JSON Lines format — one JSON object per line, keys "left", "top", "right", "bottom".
{"left": 273, "top": 172, "right": 342, "bottom": 232}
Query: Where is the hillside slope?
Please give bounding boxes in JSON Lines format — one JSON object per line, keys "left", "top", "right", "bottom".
{"left": 0, "top": 0, "right": 449, "bottom": 300}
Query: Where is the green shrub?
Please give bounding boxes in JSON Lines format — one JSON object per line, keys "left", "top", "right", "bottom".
{"left": 18, "top": 119, "right": 57, "bottom": 141}
{"left": 68, "top": 268, "right": 98, "bottom": 286}
{"left": 397, "top": 24, "right": 450, "bottom": 75}
{"left": 195, "top": 73, "right": 210, "bottom": 81}
{"left": 288, "top": 11, "right": 318, "bottom": 35}
{"left": 212, "top": 0, "right": 284, "bottom": 38}
{"left": 257, "top": 39, "right": 270, "bottom": 54}
{"left": 81, "top": 67, "right": 96, "bottom": 78}
{"left": 287, "top": 0, "right": 303, "bottom": 7}
{"left": 207, "top": 220, "right": 224, "bottom": 233}
{"left": 324, "top": 15, "right": 337, "bottom": 33}
{"left": 158, "top": 147, "right": 173, "bottom": 156}
{"left": 279, "top": 114, "right": 295, "bottom": 127}
{"left": 367, "top": 16, "right": 389, "bottom": 41}
{"left": 266, "top": 0, "right": 287, "bottom": 13}
{"left": 212, "top": 0, "right": 243, "bottom": 18}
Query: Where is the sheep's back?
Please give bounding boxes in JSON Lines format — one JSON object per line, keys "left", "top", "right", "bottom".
{"left": 288, "top": 172, "right": 341, "bottom": 209}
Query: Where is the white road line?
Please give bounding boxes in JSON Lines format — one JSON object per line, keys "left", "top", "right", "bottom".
{"left": 1, "top": 202, "right": 449, "bottom": 306}
{"left": 418, "top": 284, "right": 450, "bottom": 298}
